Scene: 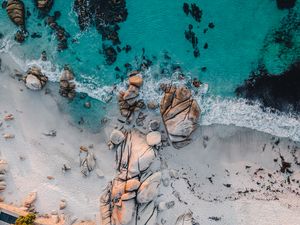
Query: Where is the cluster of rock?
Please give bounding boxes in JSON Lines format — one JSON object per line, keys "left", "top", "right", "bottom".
{"left": 101, "top": 129, "right": 161, "bottom": 225}
{"left": 185, "top": 24, "right": 200, "bottom": 58}
{"left": 0, "top": 160, "right": 8, "bottom": 195}
{"left": 22, "top": 191, "right": 37, "bottom": 211}
{"left": 5, "top": 0, "right": 27, "bottom": 43}
{"left": 35, "top": 0, "right": 54, "bottom": 15}
{"left": 73, "top": 0, "right": 128, "bottom": 64}
{"left": 59, "top": 66, "right": 76, "bottom": 99}
{"left": 45, "top": 12, "right": 70, "bottom": 51}
{"left": 160, "top": 85, "right": 201, "bottom": 148}
{"left": 183, "top": 3, "right": 203, "bottom": 23}
{"left": 118, "top": 71, "right": 145, "bottom": 122}
{"left": 23, "top": 66, "right": 48, "bottom": 91}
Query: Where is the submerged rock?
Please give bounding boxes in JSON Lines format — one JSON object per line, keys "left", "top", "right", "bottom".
{"left": 35, "top": 0, "right": 53, "bottom": 14}
{"left": 24, "top": 66, "right": 48, "bottom": 90}
{"left": 276, "top": 0, "right": 296, "bottom": 9}
{"left": 74, "top": 0, "right": 91, "bottom": 30}
{"left": 160, "top": 85, "right": 200, "bottom": 148}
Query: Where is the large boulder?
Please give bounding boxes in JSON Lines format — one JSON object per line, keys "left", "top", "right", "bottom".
{"left": 136, "top": 172, "right": 161, "bottom": 203}
{"left": 24, "top": 66, "right": 48, "bottom": 90}
{"left": 6, "top": 0, "right": 25, "bottom": 27}
{"left": 160, "top": 85, "right": 200, "bottom": 148}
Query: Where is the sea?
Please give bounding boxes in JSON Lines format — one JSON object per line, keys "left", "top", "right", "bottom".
{"left": 0, "top": 0, "right": 299, "bottom": 140}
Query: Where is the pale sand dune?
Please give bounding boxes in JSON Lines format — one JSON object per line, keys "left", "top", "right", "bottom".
{"left": 0, "top": 52, "right": 300, "bottom": 225}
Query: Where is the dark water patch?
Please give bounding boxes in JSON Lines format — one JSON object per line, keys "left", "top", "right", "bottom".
{"left": 235, "top": 62, "right": 300, "bottom": 113}
{"left": 276, "top": 0, "right": 297, "bottom": 9}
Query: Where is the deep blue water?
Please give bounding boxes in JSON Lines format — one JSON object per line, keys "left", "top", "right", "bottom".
{"left": 0, "top": 0, "right": 300, "bottom": 140}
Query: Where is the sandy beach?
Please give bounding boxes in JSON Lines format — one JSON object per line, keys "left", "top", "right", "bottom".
{"left": 0, "top": 52, "right": 300, "bottom": 225}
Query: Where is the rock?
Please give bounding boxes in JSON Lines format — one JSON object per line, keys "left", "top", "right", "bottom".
{"left": 160, "top": 85, "right": 200, "bottom": 148}
{"left": 137, "top": 172, "right": 161, "bottom": 203}
{"left": 112, "top": 199, "right": 135, "bottom": 225}
{"left": 110, "top": 129, "right": 125, "bottom": 145}
{"left": 4, "top": 114, "right": 14, "bottom": 121}
{"left": 59, "top": 199, "right": 67, "bottom": 210}
{"left": 3, "top": 133, "right": 15, "bottom": 139}
{"left": 0, "top": 181, "right": 7, "bottom": 191}
{"left": 169, "top": 169, "right": 179, "bottom": 179}
{"left": 136, "top": 201, "right": 157, "bottom": 225}
{"left": 74, "top": 0, "right": 92, "bottom": 31}
{"left": 84, "top": 101, "right": 91, "bottom": 108}
{"left": 123, "top": 85, "right": 139, "bottom": 100}
{"left": 80, "top": 151, "right": 96, "bottom": 176}
{"left": 59, "top": 66, "right": 76, "bottom": 99}
{"left": 24, "top": 66, "right": 48, "bottom": 90}
{"left": 62, "top": 163, "right": 71, "bottom": 172}
{"left": 96, "top": 168, "right": 105, "bottom": 178}
{"left": 147, "top": 100, "right": 159, "bottom": 110}
{"left": 23, "top": 192, "right": 37, "bottom": 208}
{"left": 129, "top": 74, "right": 143, "bottom": 87}
{"left": 146, "top": 131, "right": 161, "bottom": 146}
{"left": 0, "top": 160, "right": 8, "bottom": 173}
{"left": 6, "top": 0, "right": 25, "bottom": 27}
{"left": 14, "top": 30, "right": 26, "bottom": 43}
{"left": 125, "top": 178, "right": 140, "bottom": 192}
{"left": 35, "top": 0, "right": 53, "bottom": 13}
{"left": 47, "top": 176, "right": 54, "bottom": 180}
{"left": 149, "top": 120, "right": 160, "bottom": 131}
{"left": 175, "top": 212, "right": 194, "bottom": 225}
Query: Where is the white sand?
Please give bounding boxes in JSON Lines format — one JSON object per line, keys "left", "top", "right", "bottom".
{"left": 0, "top": 52, "right": 300, "bottom": 225}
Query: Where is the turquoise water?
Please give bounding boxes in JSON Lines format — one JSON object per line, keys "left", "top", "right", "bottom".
{"left": 0, "top": 0, "right": 300, "bottom": 139}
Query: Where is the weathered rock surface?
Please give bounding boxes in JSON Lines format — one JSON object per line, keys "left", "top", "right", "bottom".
{"left": 23, "top": 191, "right": 37, "bottom": 208}
{"left": 118, "top": 72, "right": 145, "bottom": 121}
{"left": 175, "top": 212, "right": 194, "bottom": 225}
{"left": 80, "top": 151, "right": 96, "bottom": 176}
{"left": 160, "top": 85, "right": 200, "bottom": 148}
{"left": 6, "top": 0, "right": 25, "bottom": 27}
{"left": 100, "top": 130, "right": 160, "bottom": 225}
{"left": 59, "top": 66, "right": 76, "bottom": 99}
{"left": 146, "top": 131, "right": 161, "bottom": 146}
{"left": 24, "top": 66, "right": 48, "bottom": 90}
{"left": 109, "top": 129, "right": 125, "bottom": 145}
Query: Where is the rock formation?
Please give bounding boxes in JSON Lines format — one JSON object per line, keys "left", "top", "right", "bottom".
{"left": 35, "top": 0, "right": 54, "bottom": 14}
{"left": 100, "top": 129, "right": 160, "bottom": 225}
{"left": 160, "top": 85, "right": 201, "bottom": 148}
{"left": 118, "top": 72, "right": 145, "bottom": 122}
{"left": 59, "top": 66, "right": 76, "bottom": 99}
{"left": 5, "top": 0, "right": 27, "bottom": 43}
{"left": 24, "top": 66, "right": 48, "bottom": 91}
{"left": 0, "top": 160, "right": 8, "bottom": 193}
{"left": 73, "top": 0, "right": 92, "bottom": 31}
{"left": 175, "top": 212, "right": 195, "bottom": 225}
{"left": 80, "top": 150, "right": 96, "bottom": 176}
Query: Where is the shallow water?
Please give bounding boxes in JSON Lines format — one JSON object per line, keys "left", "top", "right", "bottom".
{"left": 0, "top": 0, "right": 299, "bottom": 139}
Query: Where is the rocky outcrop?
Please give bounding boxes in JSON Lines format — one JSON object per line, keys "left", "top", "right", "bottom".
{"left": 45, "top": 13, "right": 70, "bottom": 51}
{"left": 118, "top": 72, "right": 145, "bottom": 122}
{"left": 160, "top": 85, "right": 200, "bottom": 148}
{"left": 59, "top": 66, "right": 76, "bottom": 99}
{"left": 24, "top": 66, "right": 48, "bottom": 90}
{"left": 100, "top": 129, "right": 160, "bottom": 225}
{"left": 6, "top": 0, "right": 27, "bottom": 43}
{"left": 73, "top": 0, "right": 91, "bottom": 31}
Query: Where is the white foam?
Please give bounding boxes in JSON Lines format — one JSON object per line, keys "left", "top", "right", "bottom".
{"left": 1, "top": 38, "right": 299, "bottom": 142}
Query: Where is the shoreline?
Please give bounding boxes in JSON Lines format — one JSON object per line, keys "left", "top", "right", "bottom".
{"left": 0, "top": 52, "right": 300, "bottom": 224}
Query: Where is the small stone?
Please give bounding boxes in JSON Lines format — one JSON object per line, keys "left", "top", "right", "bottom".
{"left": 146, "top": 131, "right": 161, "bottom": 146}
{"left": 149, "top": 120, "right": 160, "bottom": 131}
{"left": 129, "top": 75, "right": 143, "bottom": 87}
{"left": 84, "top": 101, "right": 91, "bottom": 108}
{"left": 96, "top": 169, "right": 105, "bottom": 178}
{"left": 47, "top": 176, "right": 54, "bottom": 180}
{"left": 147, "top": 100, "right": 159, "bottom": 109}
{"left": 80, "top": 146, "right": 88, "bottom": 152}
{"left": 4, "top": 114, "right": 14, "bottom": 121}
{"left": 169, "top": 169, "right": 179, "bottom": 179}
{"left": 3, "top": 133, "right": 15, "bottom": 139}
{"left": 59, "top": 200, "right": 67, "bottom": 210}
{"left": 110, "top": 129, "right": 125, "bottom": 145}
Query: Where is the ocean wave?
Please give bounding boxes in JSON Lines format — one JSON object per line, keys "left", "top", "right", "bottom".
{"left": 1, "top": 38, "right": 299, "bottom": 142}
